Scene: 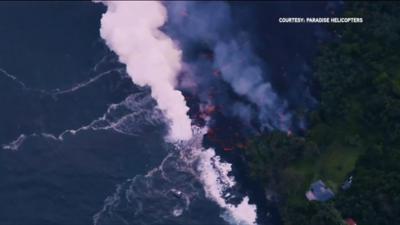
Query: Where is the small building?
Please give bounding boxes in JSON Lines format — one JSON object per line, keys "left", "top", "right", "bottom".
{"left": 345, "top": 218, "right": 357, "bottom": 225}
{"left": 305, "top": 180, "right": 335, "bottom": 201}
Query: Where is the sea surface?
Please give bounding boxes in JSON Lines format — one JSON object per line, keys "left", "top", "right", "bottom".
{"left": 0, "top": 2, "right": 340, "bottom": 225}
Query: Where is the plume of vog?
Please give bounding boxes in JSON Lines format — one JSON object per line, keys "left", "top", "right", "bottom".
{"left": 99, "top": 1, "right": 192, "bottom": 141}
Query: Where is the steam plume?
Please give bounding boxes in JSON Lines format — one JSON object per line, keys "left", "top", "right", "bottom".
{"left": 165, "top": 2, "right": 292, "bottom": 131}
{"left": 99, "top": 1, "right": 192, "bottom": 140}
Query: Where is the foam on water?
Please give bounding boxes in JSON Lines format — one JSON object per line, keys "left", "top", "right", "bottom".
{"left": 187, "top": 127, "right": 257, "bottom": 225}
{"left": 94, "top": 126, "right": 257, "bottom": 225}
{"left": 2, "top": 90, "right": 163, "bottom": 151}
{"left": 2, "top": 134, "right": 27, "bottom": 151}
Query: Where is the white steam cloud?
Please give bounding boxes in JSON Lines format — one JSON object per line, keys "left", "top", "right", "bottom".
{"left": 99, "top": 1, "right": 192, "bottom": 141}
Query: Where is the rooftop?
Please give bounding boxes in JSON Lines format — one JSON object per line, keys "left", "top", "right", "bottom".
{"left": 345, "top": 218, "right": 357, "bottom": 225}
{"left": 305, "top": 180, "right": 335, "bottom": 201}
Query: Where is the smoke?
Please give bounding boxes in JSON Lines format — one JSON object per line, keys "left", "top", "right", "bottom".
{"left": 165, "top": 2, "right": 292, "bottom": 131}
{"left": 214, "top": 39, "right": 291, "bottom": 130}
{"left": 98, "top": 1, "right": 192, "bottom": 141}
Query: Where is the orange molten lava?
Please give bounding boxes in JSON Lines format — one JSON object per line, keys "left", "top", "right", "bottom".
{"left": 236, "top": 143, "right": 248, "bottom": 149}
{"left": 204, "top": 105, "right": 216, "bottom": 114}
{"left": 180, "top": 10, "right": 188, "bottom": 17}
{"left": 213, "top": 69, "right": 222, "bottom": 77}
{"left": 223, "top": 147, "right": 233, "bottom": 151}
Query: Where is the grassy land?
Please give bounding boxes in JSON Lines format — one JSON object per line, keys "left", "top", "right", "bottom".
{"left": 284, "top": 139, "right": 362, "bottom": 204}
{"left": 319, "top": 144, "right": 361, "bottom": 191}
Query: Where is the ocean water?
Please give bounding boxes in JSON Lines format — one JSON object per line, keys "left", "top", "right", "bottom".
{"left": 0, "top": 2, "right": 340, "bottom": 225}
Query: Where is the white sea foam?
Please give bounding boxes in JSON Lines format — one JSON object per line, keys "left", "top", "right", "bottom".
{"left": 186, "top": 127, "right": 258, "bottom": 225}
{"left": 2, "top": 91, "right": 162, "bottom": 151}
{"left": 2, "top": 134, "right": 27, "bottom": 151}
{"left": 94, "top": 126, "right": 258, "bottom": 225}
{"left": 51, "top": 69, "right": 120, "bottom": 96}
{"left": 199, "top": 149, "right": 257, "bottom": 225}
{"left": 1, "top": 56, "right": 118, "bottom": 96}
{"left": 0, "top": 67, "right": 27, "bottom": 89}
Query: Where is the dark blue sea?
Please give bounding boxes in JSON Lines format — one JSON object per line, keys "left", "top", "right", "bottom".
{"left": 0, "top": 2, "right": 340, "bottom": 225}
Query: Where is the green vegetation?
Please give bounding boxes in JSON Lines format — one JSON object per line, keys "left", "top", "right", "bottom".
{"left": 244, "top": 2, "right": 400, "bottom": 225}
{"left": 282, "top": 202, "right": 346, "bottom": 225}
